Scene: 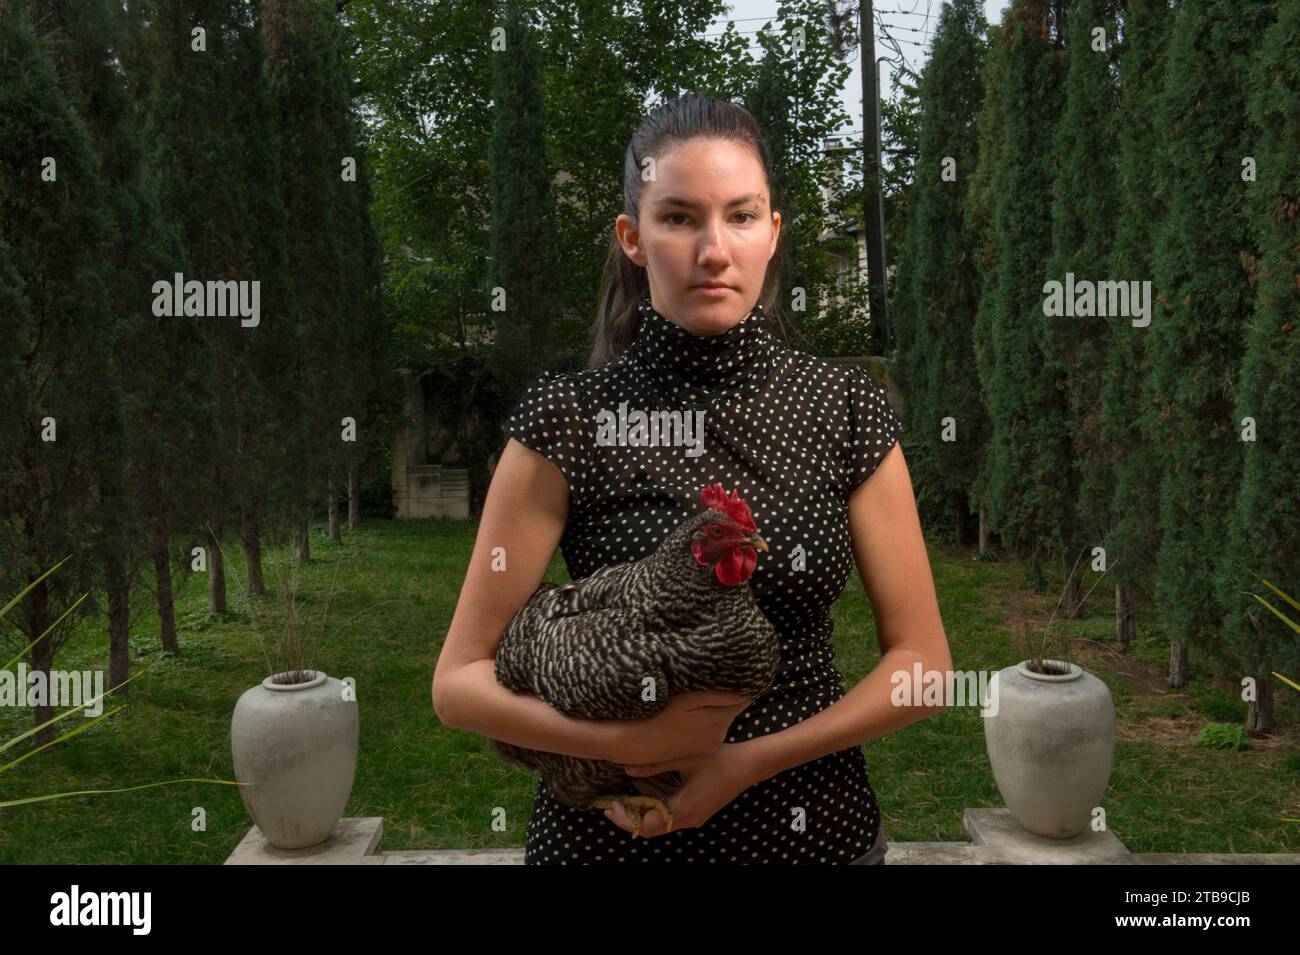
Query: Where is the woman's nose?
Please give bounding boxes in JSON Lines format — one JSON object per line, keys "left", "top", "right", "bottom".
{"left": 698, "top": 223, "right": 732, "bottom": 264}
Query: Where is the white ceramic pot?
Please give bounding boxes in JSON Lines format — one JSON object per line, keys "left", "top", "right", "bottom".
{"left": 231, "top": 670, "right": 359, "bottom": 850}
{"left": 983, "top": 660, "right": 1114, "bottom": 838}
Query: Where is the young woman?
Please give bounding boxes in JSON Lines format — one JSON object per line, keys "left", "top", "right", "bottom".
{"left": 432, "top": 93, "right": 952, "bottom": 864}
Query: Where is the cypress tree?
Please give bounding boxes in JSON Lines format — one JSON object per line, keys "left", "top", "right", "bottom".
{"left": 1147, "top": 0, "right": 1275, "bottom": 687}
{"left": 136, "top": 0, "right": 250, "bottom": 615}
{"left": 331, "top": 133, "right": 394, "bottom": 533}
{"left": 896, "top": 0, "right": 988, "bottom": 548}
{"left": 314, "top": 1, "right": 388, "bottom": 544}
{"left": 980, "top": 0, "right": 1070, "bottom": 592}
{"left": 966, "top": 18, "right": 1008, "bottom": 560}
{"left": 134, "top": 0, "right": 300, "bottom": 614}
{"left": 1216, "top": 0, "right": 1300, "bottom": 733}
{"left": 882, "top": 62, "right": 923, "bottom": 378}
{"left": 33, "top": 0, "right": 211, "bottom": 681}
{"left": 265, "top": 0, "right": 352, "bottom": 560}
{"left": 0, "top": 1, "right": 125, "bottom": 743}
{"left": 1043, "top": 0, "right": 1122, "bottom": 618}
{"left": 484, "top": 0, "right": 558, "bottom": 516}
{"left": 1102, "top": 0, "right": 1172, "bottom": 650}
{"left": 232, "top": 0, "right": 298, "bottom": 593}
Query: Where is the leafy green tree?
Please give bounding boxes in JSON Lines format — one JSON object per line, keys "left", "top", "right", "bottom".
{"left": 482, "top": 0, "right": 560, "bottom": 514}
{"left": 135, "top": 0, "right": 266, "bottom": 614}
{"left": 346, "top": 0, "right": 870, "bottom": 510}
{"left": 880, "top": 62, "right": 922, "bottom": 284}
{"left": 1216, "top": 0, "right": 1300, "bottom": 732}
{"left": 232, "top": 0, "right": 300, "bottom": 587}
{"left": 264, "top": 0, "right": 355, "bottom": 558}
{"left": 307, "top": 0, "right": 390, "bottom": 543}
{"left": 880, "top": 61, "right": 923, "bottom": 393}
{"left": 893, "top": 0, "right": 987, "bottom": 547}
{"left": 979, "top": 0, "right": 1070, "bottom": 591}
{"left": 1147, "top": 0, "right": 1275, "bottom": 687}
{"left": 1044, "top": 0, "right": 1121, "bottom": 617}
{"left": 32, "top": 0, "right": 217, "bottom": 682}
{"left": 331, "top": 110, "right": 396, "bottom": 533}
{"left": 746, "top": 0, "right": 859, "bottom": 356}
{"left": 965, "top": 18, "right": 1007, "bottom": 560}
{"left": 1101, "top": 0, "right": 1172, "bottom": 650}
{"left": 0, "top": 2, "right": 125, "bottom": 744}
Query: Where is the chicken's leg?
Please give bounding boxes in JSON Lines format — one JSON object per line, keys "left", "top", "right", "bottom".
{"left": 590, "top": 796, "right": 674, "bottom": 837}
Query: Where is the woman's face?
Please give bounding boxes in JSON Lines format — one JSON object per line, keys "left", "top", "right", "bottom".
{"left": 616, "top": 137, "right": 781, "bottom": 337}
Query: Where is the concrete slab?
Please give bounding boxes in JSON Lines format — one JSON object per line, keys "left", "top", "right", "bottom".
{"left": 225, "top": 817, "right": 384, "bottom": 865}
{"left": 964, "top": 808, "right": 1132, "bottom": 864}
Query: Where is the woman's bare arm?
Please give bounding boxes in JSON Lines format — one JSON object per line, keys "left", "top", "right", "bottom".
{"left": 737, "top": 444, "right": 954, "bottom": 782}
{"left": 431, "top": 437, "right": 627, "bottom": 762}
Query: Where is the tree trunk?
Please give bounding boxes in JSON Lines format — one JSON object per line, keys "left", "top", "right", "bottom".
{"left": 1168, "top": 638, "right": 1189, "bottom": 688}
{"left": 1115, "top": 581, "right": 1134, "bottom": 651}
{"left": 208, "top": 523, "right": 227, "bottom": 614}
{"left": 955, "top": 494, "right": 969, "bottom": 548}
{"left": 242, "top": 510, "right": 265, "bottom": 596}
{"left": 1246, "top": 677, "right": 1273, "bottom": 735}
{"left": 347, "top": 459, "right": 360, "bottom": 529}
{"left": 469, "top": 442, "right": 488, "bottom": 519}
{"left": 153, "top": 528, "right": 178, "bottom": 653}
{"left": 1028, "top": 542, "right": 1047, "bottom": 594}
{"left": 296, "top": 521, "right": 310, "bottom": 562}
{"left": 978, "top": 502, "right": 990, "bottom": 560}
{"left": 328, "top": 473, "right": 341, "bottom": 545}
{"left": 106, "top": 558, "right": 130, "bottom": 697}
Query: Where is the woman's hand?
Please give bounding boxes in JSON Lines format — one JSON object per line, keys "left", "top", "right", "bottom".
{"left": 603, "top": 741, "right": 763, "bottom": 838}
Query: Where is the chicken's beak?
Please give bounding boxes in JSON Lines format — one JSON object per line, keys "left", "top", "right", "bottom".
{"left": 742, "top": 533, "right": 768, "bottom": 552}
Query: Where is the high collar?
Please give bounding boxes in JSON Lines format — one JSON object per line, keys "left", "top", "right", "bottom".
{"left": 624, "top": 295, "right": 778, "bottom": 402}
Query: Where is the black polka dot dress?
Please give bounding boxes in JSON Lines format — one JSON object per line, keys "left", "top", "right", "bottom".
{"left": 501, "top": 294, "right": 903, "bottom": 864}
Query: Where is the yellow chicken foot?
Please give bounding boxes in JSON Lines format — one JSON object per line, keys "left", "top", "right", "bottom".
{"left": 591, "top": 795, "right": 674, "bottom": 837}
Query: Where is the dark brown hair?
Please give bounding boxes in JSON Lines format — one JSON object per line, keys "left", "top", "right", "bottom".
{"left": 588, "top": 93, "right": 789, "bottom": 369}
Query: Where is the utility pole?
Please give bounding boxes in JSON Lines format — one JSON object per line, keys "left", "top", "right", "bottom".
{"left": 858, "top": 0, "right": 889, "bottom": 353}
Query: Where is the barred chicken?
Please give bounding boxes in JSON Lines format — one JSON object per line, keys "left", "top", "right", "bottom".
{"left": 490, "top": 482, "right": 780, "bottom": 835}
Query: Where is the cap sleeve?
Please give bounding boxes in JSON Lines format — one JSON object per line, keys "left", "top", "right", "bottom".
{"left": 845, "top": 364, "right": 902, "bottom": 495}
{"left": 503, "top": 371, "right": 589, "bottom": 500}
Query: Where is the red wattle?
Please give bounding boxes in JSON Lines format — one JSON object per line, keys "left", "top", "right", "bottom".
{"left": 714, "top": 546, "right": 757, "bottom": 586}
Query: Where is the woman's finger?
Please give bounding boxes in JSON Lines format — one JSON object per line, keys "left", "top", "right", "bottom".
{"left": 631, "top": 774, "right": 679, "bottom": 799}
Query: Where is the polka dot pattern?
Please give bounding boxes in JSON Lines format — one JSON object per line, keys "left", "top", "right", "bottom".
{"left": 502, "top": 294, "right": 903, "bottom": 864}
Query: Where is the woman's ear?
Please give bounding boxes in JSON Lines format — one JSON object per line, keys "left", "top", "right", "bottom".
{"left": 616, "top": 214, "right": 647, "bottom": 267}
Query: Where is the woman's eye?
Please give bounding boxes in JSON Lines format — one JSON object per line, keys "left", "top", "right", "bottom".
{"left": 665, "top": 212, "right": 758, "bottom": 225}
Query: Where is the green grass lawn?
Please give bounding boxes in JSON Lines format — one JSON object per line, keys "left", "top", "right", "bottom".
{"left": 1, "top": 518, "right": 1296, "bottom": 863}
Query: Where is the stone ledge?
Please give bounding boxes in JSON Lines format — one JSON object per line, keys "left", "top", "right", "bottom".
{"left": 384, "top": 848, "right": 525, "bottom": 865}
{"left": 1132, "top": 852, "right": 1300, "bottom": 865}
{"left": 223, "top": 814, "right": 1300, "bottom": 864}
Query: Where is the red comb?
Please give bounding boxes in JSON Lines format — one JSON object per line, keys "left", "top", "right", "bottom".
{"left": 699, "top": 483, "right": 757, "bottom": 532}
